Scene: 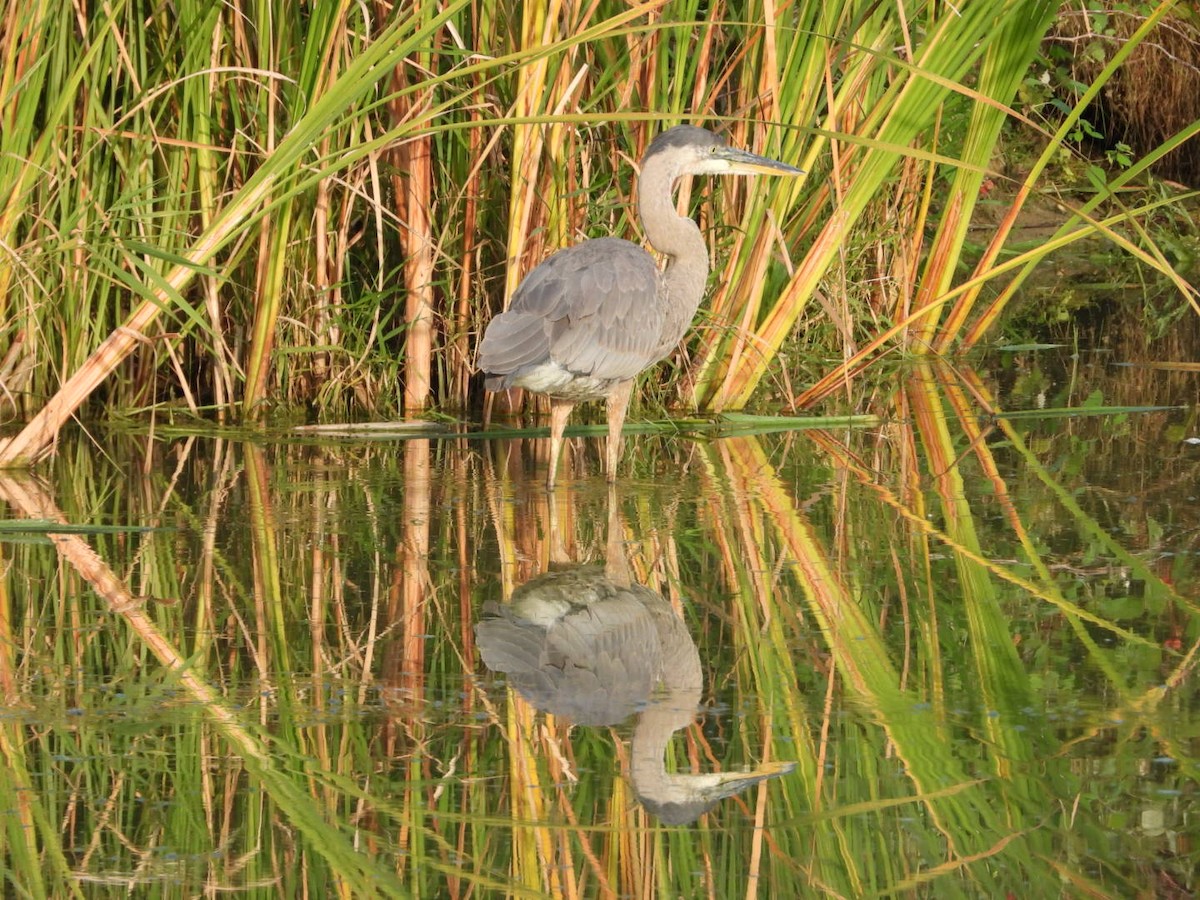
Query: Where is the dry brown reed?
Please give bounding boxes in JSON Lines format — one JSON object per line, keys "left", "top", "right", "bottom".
{"left": 1053, "top": 5, "right": 1200, "bottom": 184}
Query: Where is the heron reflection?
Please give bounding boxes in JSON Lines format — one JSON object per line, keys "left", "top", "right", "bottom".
{"left": 476, "top": 519, "right": 793, "bottom": 825}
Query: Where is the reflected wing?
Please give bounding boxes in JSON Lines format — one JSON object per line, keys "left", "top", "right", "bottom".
{"left": 478, "top": 238, "right": 662, "bottom": 386}
{"left": 475, "top": 577, "right": 662, "bottom": 727}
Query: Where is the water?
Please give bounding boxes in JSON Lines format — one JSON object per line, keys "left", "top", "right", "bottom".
{"left": 1, "top": 353, "right": 1197, "bottom": 897}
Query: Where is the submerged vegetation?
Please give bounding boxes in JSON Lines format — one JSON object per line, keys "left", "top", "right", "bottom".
{"left": 0, "top": 1, "right": 1197, "bottom": 465}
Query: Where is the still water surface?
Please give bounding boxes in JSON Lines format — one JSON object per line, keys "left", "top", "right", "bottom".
{"left": 0, "top": 354, "right": 1197, "bottom": 897}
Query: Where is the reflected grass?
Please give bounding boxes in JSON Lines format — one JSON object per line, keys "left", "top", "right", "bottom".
{"left": 0, "top": 358, "right": 1198, "bottom": 894}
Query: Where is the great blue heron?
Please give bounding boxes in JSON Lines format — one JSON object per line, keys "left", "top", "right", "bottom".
{"left": 478, "top": 125, "right": 801, "bottom": 488}
{"left": 476, "top": 565, "right": 794, "bottom": 825}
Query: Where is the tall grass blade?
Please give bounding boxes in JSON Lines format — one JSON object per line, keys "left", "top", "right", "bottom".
{"left": 0, "top": 3, "right": 469, "bottom": 465}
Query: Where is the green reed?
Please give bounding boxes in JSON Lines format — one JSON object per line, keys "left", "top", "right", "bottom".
{"left": 3, "top": 2, "right": 1196, "bottom": 469}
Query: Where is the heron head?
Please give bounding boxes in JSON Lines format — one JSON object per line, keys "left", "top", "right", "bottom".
{"left": 645, "top": 124, "right": 804, "bottom": 179}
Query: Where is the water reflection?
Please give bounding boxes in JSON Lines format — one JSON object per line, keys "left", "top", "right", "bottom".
{"left": 476, "top": 493, "right": 794, "bottom": 824}
{"left": 2, "top": 353, "right": 1198, "bottom": 895}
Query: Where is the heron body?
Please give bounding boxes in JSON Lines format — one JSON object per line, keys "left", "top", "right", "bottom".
{"left": 479, "top": 125, "right": 801, "bottom": 487}
{"left": 479, "top": 238, "right": 663, "bottom": 401}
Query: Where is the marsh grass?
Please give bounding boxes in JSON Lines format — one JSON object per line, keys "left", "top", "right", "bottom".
{"left": 1, "top": 2, "right": 1196, "bottom": 466}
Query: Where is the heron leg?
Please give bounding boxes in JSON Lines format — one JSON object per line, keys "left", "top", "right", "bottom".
{"left": 547, "top": 399, "right": 574, "bottom": 490}
{"left": 605, "top": 380, "right": 634, "bottom": 483}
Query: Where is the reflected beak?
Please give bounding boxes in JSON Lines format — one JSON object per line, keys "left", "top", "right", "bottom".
{"left": 704, "top": 760, "right": 799, "bottom": 799}
{"left": 637, "top": 760, "right": 798, "bottom": 825}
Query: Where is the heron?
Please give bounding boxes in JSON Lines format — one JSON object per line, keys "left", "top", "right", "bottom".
{"left": 476, "top": 555, "right": 795, "bottom": 824}
{"left": 478, "top": 125, "right": 802, "bottom": 488}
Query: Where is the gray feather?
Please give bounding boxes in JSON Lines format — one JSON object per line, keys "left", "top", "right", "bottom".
{"left": 478, "top": 238, "right": 662, "bottom": 387}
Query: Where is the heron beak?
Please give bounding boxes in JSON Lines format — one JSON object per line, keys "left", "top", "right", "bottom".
{"left": 718, "top": 146, "right": 805, "bottom": 176}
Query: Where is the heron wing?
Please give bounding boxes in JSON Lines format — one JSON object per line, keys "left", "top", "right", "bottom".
{"left": 478, "top": 237, "right": 662, "bottom": 384}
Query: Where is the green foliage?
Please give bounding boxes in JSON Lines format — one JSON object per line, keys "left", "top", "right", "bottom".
{"left": 0, "top": 0, "right": 1194, "bottom": 444}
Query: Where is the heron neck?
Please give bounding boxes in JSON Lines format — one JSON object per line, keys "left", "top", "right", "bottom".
{"left": 638, "top": 156, "right": 711, "bottom": 357}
